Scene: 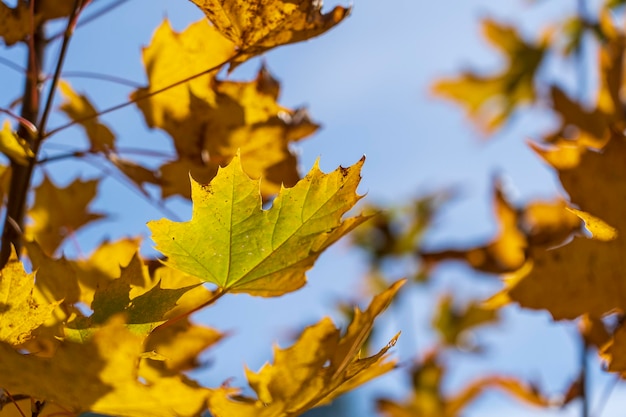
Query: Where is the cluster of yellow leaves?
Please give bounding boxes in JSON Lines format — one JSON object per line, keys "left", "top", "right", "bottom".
{"left": 0, "top": 152, "right": 395, "bottom": 416}
{"left": 208, "top": 280, "right": 403, "bottom": 416}
{"left": 425, "top": 8, "right": 626, "bottom": 375}
{"left": 150, "top": 153, "right": 368, "bottom": 296}
{"left": 0, "top": 0, "right": 407, "bottom": 416}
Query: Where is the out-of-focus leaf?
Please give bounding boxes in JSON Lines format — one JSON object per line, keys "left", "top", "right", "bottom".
{"left": 26, "top": 176, "right": 105, "bottom": 255}
{"left": 58, "top": 81, "right": 116, "bottom": 152}
{"left": 432, "top": 20, "right": 547, "bottom": 132}
{"left": 0, "top": 120, "right": 33, "bottom": 165}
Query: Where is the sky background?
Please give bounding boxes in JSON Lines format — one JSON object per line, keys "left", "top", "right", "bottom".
{"left": 1, "top": 0, "right": 625, "bottom": 416}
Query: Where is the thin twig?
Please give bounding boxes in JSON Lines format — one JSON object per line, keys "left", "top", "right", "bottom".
{"left": 47, "top": 0, "right": 131, "bottom": 42}
{"left": 591, "top": 374, "right": 619, "bottom": 417}
{"left": 38, "top": 1, "right": 90, "bottom": 139}
{"left": 0, "top": 108, "right": 38, "bottom": 135}
{"left": 0, "top": 56, "right": 25, "bottom": 74}
{"left": 58, "top": 70, "right": 142, "bottom": 88}
{"left": 82, "top": 154, "right": 182, "bottom": 221}
{"left": 45, "top": 53, "right": 241, "bottom": 139}
{"left": 581, "top": 339, "right": 589, "bottom": 417}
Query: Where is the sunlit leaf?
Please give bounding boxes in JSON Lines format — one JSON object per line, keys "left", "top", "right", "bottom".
{"left": 26, "top": 176, "right": 105, "bottom": 255}
{"left": 149, "top": 153, "right": 368, "bottom": 296}
{"left": 207, "top": 280, "right": 403, "bottom": 417}
{"left": 189, "top": 0, "right": 350, "bottom": 68}
{"left": 58, "top": 80, "right": 116, "bottom": 152}
{"left": 0, "top": 249, "right": 58, "bottom": 346}
{"left": 0, "top": 316, "right": 209, "bottom": 417}
{"left": 433, "top": 20, "right": 547, "bottom": 132}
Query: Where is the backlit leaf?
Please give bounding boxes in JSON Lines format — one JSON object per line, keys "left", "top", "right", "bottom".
{"left": 189, "top": 0, "right": 350, "bottom": 67}
{"left": 149, "top": 153, "right": 368, "bottom": 296}
{"left": 0, "top": 317, "right": 209, "bottom": 417}
{"left": 0, "top": 249, "right": 58, "bottom": 346}
{"left": 433, "top": 20, "right": 547, "bottom": 132}
{"left": 26, "top": 176, "right": 105, "bottom": 255}
{"left": 207, "top": 281, "right": 403, "bottom": 417}
{"left": 58, "top": 81, "right": 116, "bottom": 152}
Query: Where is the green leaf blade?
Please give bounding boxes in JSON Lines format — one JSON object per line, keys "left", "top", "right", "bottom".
{"left": 149, "top": 154, "right": 367, "bottom": 296}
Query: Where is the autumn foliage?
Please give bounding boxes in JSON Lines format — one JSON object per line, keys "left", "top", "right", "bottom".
{"left": 1, "top": 0, "right": 625, "bottom": 416}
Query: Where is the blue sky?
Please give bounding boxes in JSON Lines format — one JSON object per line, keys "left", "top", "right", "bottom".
{"left": 1, "top": 0, "right": 624, "bottom": 416}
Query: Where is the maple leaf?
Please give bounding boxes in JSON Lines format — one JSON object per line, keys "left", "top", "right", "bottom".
{"left": 207, "top": 280, "right": 403, "bottom": 417}
{"left": 432, "top": 20, "right": 547, "bottom": 132}
{"left": 66, "top": 253, "right": 202, "bottom": 338}
{"left": 0, "top": 0, "right": 80, "bottom": 46}
{"left": 144, "top": 317, "right": 223, "bottom": 374}
{"left": 58, "top": 80, "right": 116, "bottom": 152}
{"left": 189, "top": 0, "right": 350, "bottom": 67}
{"left": 432, "top": 294, "right": 498, "bottom": 351}
{"left": 420, "top": 184, "right": 581, "bottom": 275}
{"left": 493, "top": 136, "right": 626, "bottom": 319}
{"left": 0, "top": 249, "right": 58, "bottom": 346}
{"left": 0, "top": 120, "right": 34, "bottom": 165}
{"left": 135, "top": 19, "right": 318, "bottom": 199}
{"left": 149, "top": 153, "right": 368, "bottom": 296}
{"left": 0, "top": 2, "right": 33, "bottom": 46}
{"left": 0, "top": 316, "right": 209, "bottom": 417}
{"left": 26, "top": 176, "right": 105, "bottom": 255}
{"left": 377, "top": 351, "right": 551, "bottom": 417}
{"left": 133, "top": 19, "right": 236, "bottom": 140}
{"left": 70, "top": 237, "right": 142, "bottom": 306}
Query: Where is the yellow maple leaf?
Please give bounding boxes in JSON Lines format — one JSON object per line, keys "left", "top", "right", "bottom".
{"left": 189, "top": 0, "right": 350, "bottom": 67}
{"left": 149, "top": 153, "right": 368, "bottom": 296}
{"left": 58, "top": 81, "right": 116, "bottom": 152}
{"left": 432, "top": 20, "right": 547, "bottom": 132}
{"left": 0, "top": 120, "right": 34, "bottom": 165}
{"left": 207, "top": 280, "right": 403, "bottom": 417}
{"left": 143, "top": 317, "right": 223, "bottom": 376}
{"left": 421, "top": 184, "right": 580, "bottom": 274}
{"left": 0, "top": 249, "right": 58, "bottom": 346}
{"left": 135, "top": 20, "right": 315, "bottom": 199}
{"left": 26, "top": 176, "right": 105, "bottom": 255}
{"left": 133, "top": 19, "right": 236, "bottom": 136}
{"left": 0, "top": 1, "right": 79, "bottom": 46}
{"left": 0, "top": 316, "right": 209, "bottom": 417}
{"left": 496, "top": 136, "right": 626, "bottom": 319}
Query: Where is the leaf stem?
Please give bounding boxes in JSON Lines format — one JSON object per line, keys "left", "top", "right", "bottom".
{"left": 44, "top": 53, "right": 241, "bottom": 139}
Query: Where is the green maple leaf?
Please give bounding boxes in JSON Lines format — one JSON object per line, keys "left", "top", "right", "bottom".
{"left": 67, "top": 253, "right": 200, "bottom": 339}
{"left": 149, "top": 153, "right": 369, "bottom": 296}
